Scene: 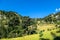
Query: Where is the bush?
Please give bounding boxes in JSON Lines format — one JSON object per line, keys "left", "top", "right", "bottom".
{"left": 39, "top": 30, "right": 43, "bottom": 37}
{"left": 56, "top": 30, "right": 60, "bottom": 33}
{"left": 42, "top": 30, "right": 45, "bottom": 32}
{"left": 39, "top": 30, "right": 43, "bottom": 34}
{"left": 40, "top": 38, "right": 49, "bottom": 40}
{"left": 47, "top": 29, "right": 51, "bottom": 31}
{"left": 54, "top": 36, "right": 60, "bottom": 40}
{"left": 39, "top": 34, "right": 43, "bottom": 37}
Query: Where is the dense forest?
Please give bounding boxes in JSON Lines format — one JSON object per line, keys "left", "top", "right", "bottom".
{"left": 0, "top": 10, "right": 60, "bottom": 39}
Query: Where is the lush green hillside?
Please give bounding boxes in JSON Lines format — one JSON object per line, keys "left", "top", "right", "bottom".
{"left": 0, "top": 10, "right": 60, "bottom": 40}
{"left": 0, "top": 24, "right": 60, "bottom": 40}
{"left": 0, "top": 10, "right": 37, "bottom": 38}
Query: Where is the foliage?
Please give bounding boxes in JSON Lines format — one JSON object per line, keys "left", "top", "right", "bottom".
{"left": 0, "top": 10, "right": 60, "bottom": 39}
{"left": 0, "top": 10, "right": 37, "bottom": 38}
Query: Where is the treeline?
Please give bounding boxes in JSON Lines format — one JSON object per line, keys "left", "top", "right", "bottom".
{"left": 0, "top": 10, "right": 37, "bottom": 38}
{"left": 43, "top": 12, "right": 60, "bottom": 24}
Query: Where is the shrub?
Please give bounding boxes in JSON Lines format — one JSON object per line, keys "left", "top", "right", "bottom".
{"left": 56, "top": 30, "right": 60, "bottom": 33}
{"left": 39, "top": 30, "right": 43, "bottom": 34}
{"left": 54, "top": 36, "right": 60, "bottom": 40}
{"left": 39, "top": 34, "right": 43, "bottom": 37}
{"left": 47, "top": 29, "right": 51, "bottom": 31}
{"left": 40, "top": 38, "right": 49, "bottom": 40}
{"left": 42, "top": 30, "right": 45, "bottom": 32}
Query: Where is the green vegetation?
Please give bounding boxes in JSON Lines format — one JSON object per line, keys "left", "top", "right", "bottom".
{"left": 0, "top": 10, "right": 37, "bottom": 38}
{"left": 0, "top": 10, "right": 60, "bottom": 40}
{"left": 0, "top": 34, "right": 39, "bottom": 40}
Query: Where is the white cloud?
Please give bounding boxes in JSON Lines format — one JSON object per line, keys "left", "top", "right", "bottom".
{"left": 56, "top": 8, "right": 60, "bottom": 11}
{"left": 56, "top": 8, "right": 58, "bottom": 11}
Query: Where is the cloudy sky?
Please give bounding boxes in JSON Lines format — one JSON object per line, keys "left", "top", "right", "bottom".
{"left": 0, "top": 0, "right": 60, "bottom": 18}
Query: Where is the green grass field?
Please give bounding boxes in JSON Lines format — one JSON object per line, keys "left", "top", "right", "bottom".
{"left": 0, "top": 34, "right": 39, "bottom": 40}
{"left": 0, "top": 24, "right": 60, "bottom": 40}
{"left": 39, "top": 28, "right": 60, "bottom": 40}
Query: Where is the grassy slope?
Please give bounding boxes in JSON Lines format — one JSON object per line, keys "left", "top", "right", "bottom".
{"left": 0, "top": 34, "right": 39, "bottom": 40}
{"left": 41, "top": 28, "right": 60, "bottom": 40}
{"left": 0, "top": 24, "right": 60, "bottom": 40}
{"left": 38, "top": 24, "right": 60, "bottom": 40}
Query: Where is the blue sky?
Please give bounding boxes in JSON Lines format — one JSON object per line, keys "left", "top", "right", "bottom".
{"left": 0, "top": 0, "right": 60, "bottom": 18}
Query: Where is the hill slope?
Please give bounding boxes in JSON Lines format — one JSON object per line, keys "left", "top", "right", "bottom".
{"left": 0, "top": 34, "right": 39, "bottom": 40}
